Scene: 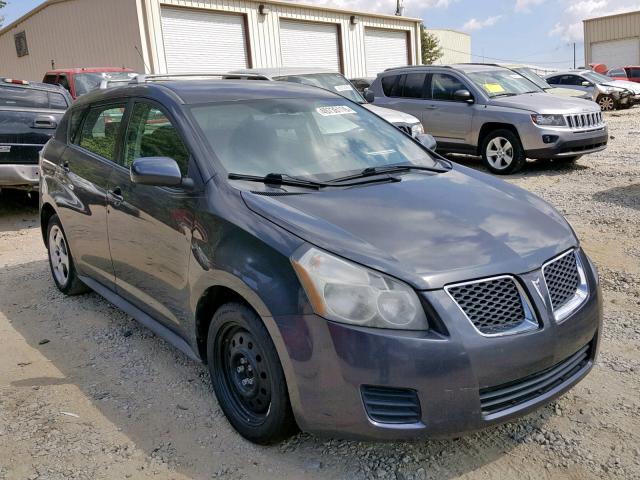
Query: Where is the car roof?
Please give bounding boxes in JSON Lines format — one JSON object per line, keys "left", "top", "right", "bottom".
{"left": 75, "top": 79, "right": 342, "bottom": 106}
{"left": 0, "top": 79, "right": 69, "bottom": 94}
{"left": 229, "top": 67, "right": 342, "bottom": 78}
{"left": 45, "top": 67, "right": 134, "bottom": 74}
{"left": 547, "top": 70, "right": 591, "bottom": 76}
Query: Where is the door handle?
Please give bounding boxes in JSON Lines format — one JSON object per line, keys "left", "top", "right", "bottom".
{"left": 33, "top": 115, "right": 58, "bottom": 129}
{"left": 107, "top": 187, "right": 124, "bottom": 206}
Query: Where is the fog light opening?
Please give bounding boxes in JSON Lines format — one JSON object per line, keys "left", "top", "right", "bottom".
{"left": 543, "top": 135, "right": 559, "bottom": 144}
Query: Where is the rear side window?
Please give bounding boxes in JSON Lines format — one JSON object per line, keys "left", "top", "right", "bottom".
{"left": 0, "top": 86, "right": 48, "bottom": 108}
{"left": 43, "top": 74, "right": 58, "bottom": 85}
{"left": 546, "top": 76, "right": 561, "bottom": 84}
{"left": 57, "top": 75, "right": 70, "bottom": 92}
{"left": 78, "top": 104, "right": 126, "bottom": 161}
{"left": 630, "top": 68, "right": 640, "bottom": 77}
{"left": 429, "top": 73, "right": 466, "bottom": 101}
{"left": 381, "top": 75, "right": 404, "bottom": 97}
{"left": 402, "top": 73, "right": 427, "bottom": 98}
{"left": 609, "top": 69, "right": 626, "bottom": 77}
{"left": 49, "top": 92, "right": 69, "bottom": 109}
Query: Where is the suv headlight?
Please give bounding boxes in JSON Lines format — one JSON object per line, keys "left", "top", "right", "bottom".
{"left": 291, "top": 246, "right": 429, "bottom": 330}
{"left": 531, "top": 114, "right": 566, "bottom": 127}
{"left": 410, "top": 123, "right": 424, "bottom": 137}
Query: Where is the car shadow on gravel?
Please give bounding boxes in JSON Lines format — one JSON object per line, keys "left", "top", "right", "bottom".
{"left": 445, "top": 154, "right": 589, "bottom": 178}
{"left": 1, "top": 258, "right": 554, "bottom": 480}
{"left": 592, "top": 183, "right": 640, "bottom": 210}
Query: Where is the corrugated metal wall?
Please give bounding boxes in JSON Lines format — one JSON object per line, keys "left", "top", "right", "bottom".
{"left": 426, "top": 29, "right": 470, "bottom": 65}
{"left": 583, "top": 11, "right": 640, "bottom": 64}
{"left": 141, "top": 0, "right": 421, "bottom": 78}
{"left": 0, "top": 0, "right": 145, "bottom": 81}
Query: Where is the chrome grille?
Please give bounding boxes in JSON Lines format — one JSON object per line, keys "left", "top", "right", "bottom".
{"left": 446, "top": 276, "right": 536, "bottom": 335}
{"left": 565, "top": 112, "right": 603, "bottom": 129}
{"left": 543, "top": 251, "right": 581, "bottom": 311}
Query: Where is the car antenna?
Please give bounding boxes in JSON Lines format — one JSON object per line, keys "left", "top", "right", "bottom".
{"left": 134, "top": 45, "right": 151, "bottom": 73}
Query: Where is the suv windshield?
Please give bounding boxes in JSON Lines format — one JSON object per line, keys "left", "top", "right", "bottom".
{"left": 582, "top": 71, "right": 614, "bottom": 84}
{"left": 466, "top": 69, "right": 542, "bottom": 97}
{"left": 74, "top": 72, "right": 137, "bottom": 96}
{"left": 191, "top": 98, "right": 438, "bottom": 181}
{"left": 273, "top": 73, "right": 365, "bottom": 103}
{"left": 513, "top": 67, "right": 551, "bottom": 90}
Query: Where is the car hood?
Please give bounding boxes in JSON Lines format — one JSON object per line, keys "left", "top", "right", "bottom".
{"left": 602, "top": 80, "right": 640, "bottom": 94}
{"left": 545, "top": 87, "right": 587, "bottom": 98}
{"left": 242, "top": 167, "right": 577, "bottom": 290}
{"left": 490, "top": 92, "right": 599, "bottom": 114}
{"left": 363, "top": 103, "right": 420, "bottom": 125}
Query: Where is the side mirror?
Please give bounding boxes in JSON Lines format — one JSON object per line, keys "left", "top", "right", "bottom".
{"left": 364, "top": 90, "right": 375, "bottom": 103}
{"left": 454, "top": 89, "right": 474, "bottom": 103}
{"left": 581, "top": 81, "right": 592, "bottom": 87}
{"left": 416, "top": 133, "right": 437, "bottom": 151}
{"left": 130, "top": 157, "right": 191, "bottom": 188}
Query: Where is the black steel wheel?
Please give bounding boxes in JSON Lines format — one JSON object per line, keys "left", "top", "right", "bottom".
{"left": 207, "top": 302, "right": 297, "bottom": 444}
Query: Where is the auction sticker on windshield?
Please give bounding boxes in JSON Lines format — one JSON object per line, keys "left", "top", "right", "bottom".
{"left": 316, "top": 106, "right": 356, "bottom": 116}
{"left": 334, "top": 85, "right": 354, "bottom": 92}
{"left": 484, "top": 83, "right": 506, "bottom": 94}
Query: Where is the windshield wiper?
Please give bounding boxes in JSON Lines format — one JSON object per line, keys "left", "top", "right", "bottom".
{"left": 492, "top": 92, "right": 519, "bottom": 97}
{"left": 328, "top": 164, "right": 450, "bottom": 183}
{"left": 228, "top": 172, "right": 400, "bottom": 189}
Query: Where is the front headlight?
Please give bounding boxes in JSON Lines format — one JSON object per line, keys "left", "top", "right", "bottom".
{"left": 531, "top": 114, "right": 566, "bottom": 127}
{"left": 291, "top": 246, "right": 429, "bottom": 330}
{"left": 410, "top": 123, "right": 424, "bottom": 137}
{"left": 604, "top": 86, "right": 625, "bottom": 93}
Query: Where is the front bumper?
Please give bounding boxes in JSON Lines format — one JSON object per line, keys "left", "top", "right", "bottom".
{"left": 0, "top": 164, "right": 40, "bottom": 188}
{"left": 522, "top": 124, "right": 608, "bottom": 159}
{"left": 275, "top": 250, "right": 602, "bottom": 440}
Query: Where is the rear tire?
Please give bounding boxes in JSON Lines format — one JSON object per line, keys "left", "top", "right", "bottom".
{"left": 207, "top": 302, "right": 297, "bottom": 444}
{"left": 481, "top": 129, "right": 526, "bottom": 174}
{"left": 46, "top": 214, "right": 89, "bottom": 295}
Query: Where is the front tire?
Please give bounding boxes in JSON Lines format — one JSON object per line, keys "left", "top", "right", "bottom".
{"left": 207, "top": 302, "right": 297, "bottom": 444}
{"left": 481, "top": 129, "right": 526, "bottom": 174}
{"left": 597, "top": 95, "right": 616, "bottom": 111}
{"left": 46, "top": 214, "right": 89, "bottom": 295}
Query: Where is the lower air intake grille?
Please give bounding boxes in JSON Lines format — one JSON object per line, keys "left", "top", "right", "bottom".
{"left": 479, "top": 343, "right": 591, "bottom": 416}
{"left": 446, "top": 277, "right": 527, "bottom": 335}
{"left": 543, "top": 251, "right": 580, "bottom": 311}
{"left": 361, "top": 385, "right": 421, "bottom": 424}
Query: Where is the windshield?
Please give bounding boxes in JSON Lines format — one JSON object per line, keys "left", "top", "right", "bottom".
{"left": 74, "top": 72, "right": 137, "bottom": 96}
{"left": 274, "top": 73, "right": 365, "bottom": 103}
{"left": 191, "top": 98, "right": 439, "bottom": 181}
{"left": 466, "top": 69, "right": 542, "bottom": 97}
{"left": 513, "top": 67, "right": 551, "bottom": 90}
{"left": 582, "top": 71, "right": 615, "bottom": 84}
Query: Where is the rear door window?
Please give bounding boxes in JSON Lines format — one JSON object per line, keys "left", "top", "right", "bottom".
{"left": 629, "top": 68, "right": 640, "bottom": 78}
{"left": 381, "top": 75, "right": 404, "bottom": 97}
{"left": 402, "top": 73, "right": 427, "bottom": 98}
{"left": 0, "top": 86, "right": 49, "bottom": 108}
{"left": 78, "top": 104, "right": 127, "bottom": 162}
{"left": 49, "top": 92, "right": 69, "bottom": 109}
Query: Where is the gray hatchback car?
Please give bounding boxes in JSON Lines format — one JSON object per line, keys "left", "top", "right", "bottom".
{"left": 40, "top": 76, "right": 602, "bottom": 444}
{"left": 369, "top": 64, "right": 608, "bottom": 174}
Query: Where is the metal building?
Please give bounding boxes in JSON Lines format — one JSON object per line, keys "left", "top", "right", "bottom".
{"left": 425, "top": 28, "right": 471, "bottom": 64}
{"left": 583, "top": 10, "right": 640, "bottom": 68}
{"left": 0, "top": 0, "right": 422, "bottom": 81}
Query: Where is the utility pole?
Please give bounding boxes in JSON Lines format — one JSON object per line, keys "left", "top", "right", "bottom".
{"left": 395, "top": 0, "right": 404, "bottom": 16}
{"left": 573, "top": 43, "right": 576, "bottom": 69}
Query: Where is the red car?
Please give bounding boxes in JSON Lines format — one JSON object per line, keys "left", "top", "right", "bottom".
{"left": 42, "top": 67, "right": 136, "bottom": 99}
{"left": 607, "top": 66, "right": 640, "bottom": 84}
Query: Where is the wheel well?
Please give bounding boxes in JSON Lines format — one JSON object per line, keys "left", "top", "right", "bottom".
{"left": 477, "top": 123, "right": 519, "bottom": 155}
{"left": 40, "top": 203, "right": 56, "bottom": 245}
{"left": 195, "top": 286, "right": 253, "bottom": 363}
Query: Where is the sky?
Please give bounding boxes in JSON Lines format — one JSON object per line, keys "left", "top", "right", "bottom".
{"left": 2, "top": 0, "right": 640, "bottom": 69}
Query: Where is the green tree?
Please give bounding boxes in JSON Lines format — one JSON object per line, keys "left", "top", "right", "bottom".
{"left": 0, "top": 1, "right": 6, "bottom": 28}
{"left": 420, "top": 24, "right": 444, "bottom": 65}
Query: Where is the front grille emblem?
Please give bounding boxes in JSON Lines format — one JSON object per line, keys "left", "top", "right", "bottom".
{"left": 532, "top": 277, "right": 546, "bottom": 306}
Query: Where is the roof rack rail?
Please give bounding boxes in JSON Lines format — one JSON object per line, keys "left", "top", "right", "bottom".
{"left": 130, "top": 72, "right": 269, "bottom": 83}
{"left": 383, "top": 65, "right": 453, "bottom": 72}
{"left": 457, "top": 62, "right": 502, "bottom": 67}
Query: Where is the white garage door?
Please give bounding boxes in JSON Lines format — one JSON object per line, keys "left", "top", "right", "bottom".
{"left": 365, "top": 28, "right": 409, "bottom": 77}
{"left": 592, "top": 39, "right": 640, "bottom": 69}
{"left": 280, "top": 20, "right": 340, "bottom": 71}
{"left": 160, "top": 8, "right": 249, "bottom": 73}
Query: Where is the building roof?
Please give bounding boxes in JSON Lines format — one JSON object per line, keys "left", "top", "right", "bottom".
{"left": 583, "top": 9, "right": 639, "bottom": 23}
{"left": 425, "top": 28, "right": 470, "bottom": 37}
{"left": 0, "top": 0, "right": 422, "bottom": 36}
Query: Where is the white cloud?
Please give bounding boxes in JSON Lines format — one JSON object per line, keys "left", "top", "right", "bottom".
{"left": 515, "top": 0, "right": 546, "bottom": 13}
{"left": 549, "top": 1, "right": 640, "bottom": 41}
{"left": 461, "top": 15, "right": 503, "bottom": 32}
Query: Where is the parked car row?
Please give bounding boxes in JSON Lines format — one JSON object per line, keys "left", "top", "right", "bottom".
{"left": 39, "top": 73, "right": 602, "bottom": 444}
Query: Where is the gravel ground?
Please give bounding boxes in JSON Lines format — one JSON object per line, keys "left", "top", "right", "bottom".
{"left": 1, "top": 108, "right": 639, "bottom": 480}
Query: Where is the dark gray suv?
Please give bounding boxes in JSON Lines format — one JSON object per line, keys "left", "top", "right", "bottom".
{"left": 40, "top": 76, "right": 602, "bottom": 444}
